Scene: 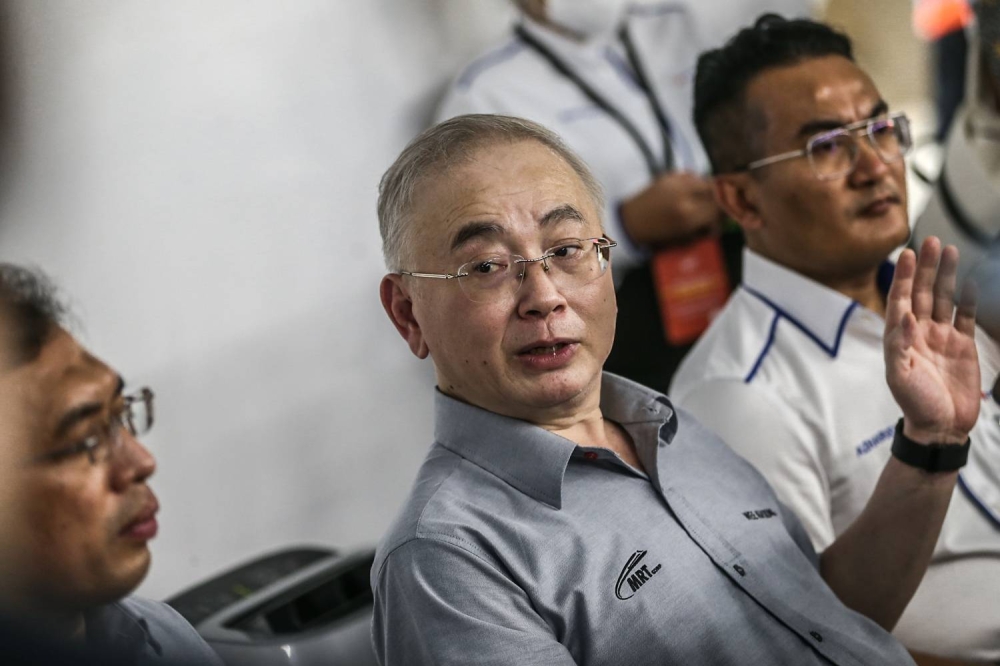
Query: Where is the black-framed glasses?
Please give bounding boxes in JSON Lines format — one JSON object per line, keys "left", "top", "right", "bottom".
{"left": 744, "top": 112, "right": 912, "bottom": 181}
{"left": 399, "top": 237, "right": 617, "bottom": 303}
{"left": 31, "top": 387, "right": 155, "bottom": 465}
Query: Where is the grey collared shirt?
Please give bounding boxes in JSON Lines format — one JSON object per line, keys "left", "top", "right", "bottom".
{"left": 86, "top": 596, "right": 223, "bottom": 665}
{"left": 371, "top": 373, "right": 914, "bottom": 666}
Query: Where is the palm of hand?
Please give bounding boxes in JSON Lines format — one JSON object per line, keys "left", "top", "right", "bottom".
{"left": 885, "top": 313, "right": 981, "bottom": 440}
{"left": 884, "top": 239, "right": 982, "bottom": 443}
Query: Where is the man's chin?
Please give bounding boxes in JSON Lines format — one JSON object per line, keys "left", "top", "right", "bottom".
{"left": 98, "top": 549, "right": 152, "bottom": 604}
{"left": 515, "top": 368, "right": 599, "bottom": 410}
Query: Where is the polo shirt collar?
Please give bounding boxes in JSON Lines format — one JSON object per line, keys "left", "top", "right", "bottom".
{"left": 85, "top": 601, "right": 160, "bottom": 659}
{"left": 433, "top": 373, "right": 674, "bottom": 510}
{"left": 742, "top": 248, "right": 893, "bottom": 358}
{"left": 519, "top": 14, "right": 620, "bottom": 63}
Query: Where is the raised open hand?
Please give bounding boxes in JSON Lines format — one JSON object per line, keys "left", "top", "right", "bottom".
{"left": 884, "top": 237, "right": 981, "bottom": 444}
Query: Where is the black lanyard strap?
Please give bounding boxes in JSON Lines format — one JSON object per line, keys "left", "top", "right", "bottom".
{"left": 514, "top": 23, "right": 673, "bottom": 178}
{"left": 619, "top": 25, "right": 674, "bottom": 172}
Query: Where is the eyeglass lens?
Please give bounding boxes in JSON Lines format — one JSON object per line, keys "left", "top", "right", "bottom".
{"left": 807, "top": 116, "right": 911, "bottom": 180}
{"left": 93, "top": 390, "right": 155, "bottom": 463}
{"left": 456, "top": 239, "right": 611, "bottom": 303}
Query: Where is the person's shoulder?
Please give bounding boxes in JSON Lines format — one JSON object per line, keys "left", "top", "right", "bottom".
{"left": 114, "top": 597, "right": 223, "bottom": 665}
{"left": 373, "top": 444, "right": 468, "bottom": 573}
{"left": 671, "top": 287, "right": 781, "bottom": 395}
{"left": 449, "top": 35, "right": 530, "bottom": 94}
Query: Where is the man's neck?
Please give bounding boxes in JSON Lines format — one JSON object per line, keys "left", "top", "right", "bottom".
{"left": 520, "top": 7, "right": 586, "bottom": 43}
{"left": 541, "top": 403, "right": 643, "bottom": 473}
{"left": 821, "top": 268, "right": 887, "bottom": 316}
{"left": 1, "top": 597, "right": 86, "bottom": 644}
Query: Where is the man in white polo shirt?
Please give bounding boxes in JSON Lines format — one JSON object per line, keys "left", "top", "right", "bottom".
{"left": 670, "top": 15, "right": 1000, "bottom": 663}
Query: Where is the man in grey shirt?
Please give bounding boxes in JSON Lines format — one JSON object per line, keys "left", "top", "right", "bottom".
{"left": 372, "top": 111, "right": 980, "bottom": 665}
{"left": 0, "top": 265, "right": 221, "bottom": 665}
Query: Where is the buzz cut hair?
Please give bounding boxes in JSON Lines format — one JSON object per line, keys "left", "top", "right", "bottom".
{"left": 693, "top": 14, "right": 854, "bottom": 175}
{"left": 377, "top": 114, "right": 605, "bottom": 272}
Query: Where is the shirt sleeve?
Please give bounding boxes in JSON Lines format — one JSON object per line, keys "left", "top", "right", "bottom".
{"left": 672, "top": 378, "right": 837, "bottom": 551}
{"left": 372, "top": 538, "right": 577, "bottom": 666}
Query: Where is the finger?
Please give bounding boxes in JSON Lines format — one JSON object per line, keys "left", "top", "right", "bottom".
{"left": 955, "top": 277, "right": 979, "bottom": 337}
{"left": 885, "top": 311, "right": 917, "bottom": 375}
{"left": 931, "top": 244, "right": 959, "bottom": 323}
{"left": 911, "top": 236, "right": 942, "bottom": 320}
{"left": 885, "top": 247, "right": 916, "bottom": 331}
{"left": 900, "top": 311, "right": 917, "bottom": 351}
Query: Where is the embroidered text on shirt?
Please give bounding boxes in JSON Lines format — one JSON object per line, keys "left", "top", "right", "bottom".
{"left": 742, "top": 508, "right": 777, "bottom": 521}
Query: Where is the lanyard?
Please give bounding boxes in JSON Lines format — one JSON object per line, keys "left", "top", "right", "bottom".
{"left": 514, "top": 22, "right": 675, "bottom": 178}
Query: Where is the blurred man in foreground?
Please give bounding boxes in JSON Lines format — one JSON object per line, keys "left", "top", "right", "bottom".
{"left": 0, "top": 264, "right": 221, "bottom": 665}
{"left": 371, "top": 113, "right": 980, "bottom": 665}
{"left": 671, "top": 15, "right": 1000, "bottom": 663}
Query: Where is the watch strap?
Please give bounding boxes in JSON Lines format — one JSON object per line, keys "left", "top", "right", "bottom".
{"left": 890, "top": 418, "right": 970, "bottom": 472}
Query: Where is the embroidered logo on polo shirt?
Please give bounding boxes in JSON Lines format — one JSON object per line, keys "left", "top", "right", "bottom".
{"left": 615, "top": 549, "right": 662, "bottom": 600}
{"left": 742, "top": 508, "right": 777, "bottom": 521}
{"left": 856, "top": 424, "right": 896, "bottom": 457}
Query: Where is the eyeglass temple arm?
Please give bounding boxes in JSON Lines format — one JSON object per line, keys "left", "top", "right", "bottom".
{"left": 399, "top": 271, "right": 463, "bottom": 279}
{"left": 747, "top": 149, "right": 807, "bottom": 171}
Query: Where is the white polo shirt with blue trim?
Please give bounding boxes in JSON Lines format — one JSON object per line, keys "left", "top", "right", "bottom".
{"left": 670, "top": 248, "right": 1000, "bottom": 662}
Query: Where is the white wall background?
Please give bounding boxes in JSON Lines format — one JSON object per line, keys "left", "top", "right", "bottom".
{"left": 0, "top": 0, "right": 842, "bottom": 601}
{"left": 0, "top": 0, "right": 516, "bottom": 600}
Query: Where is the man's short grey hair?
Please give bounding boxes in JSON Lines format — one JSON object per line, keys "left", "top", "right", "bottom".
{"left": 377, "top": 114, "right": 605, "bottom": 271}
{"left": 0, "top": 264, "right": 67, "bottom": 370}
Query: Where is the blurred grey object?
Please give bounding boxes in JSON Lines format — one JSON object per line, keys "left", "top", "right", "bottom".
{"left": 913, "top": 0, "right": 1000, "bottom": 338}
{"left": 167, "top": 547, "right": 378, "bottom": 666}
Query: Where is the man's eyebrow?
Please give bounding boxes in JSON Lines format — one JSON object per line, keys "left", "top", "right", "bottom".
{"left": 53, "top": 375, "right": 125, "bottom": 440}
{"left": 450, "top": 222, "right": 505, "bottom": 253}
{"left": 540, "top": 204, "right": 586, "bottom": 227}
{"left": 796, "top": 100, "right": 890, "bottom": 138}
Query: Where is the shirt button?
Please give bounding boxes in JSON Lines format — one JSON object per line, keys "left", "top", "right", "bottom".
{"left": 733, "top": 565, "right": 746, "bottom": 577}
{"left": 583, "top": 452, "right": 599, "bottom": 461}
{"left": 810, "top": 631, "right": 823, "bottom": 642}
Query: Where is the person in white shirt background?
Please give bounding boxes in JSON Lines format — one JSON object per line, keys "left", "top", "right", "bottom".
{"left": 436, "top": 0, "right": 820, "bottom": 393}
{"left": 670, "top": 15, "right": 1000, "bottom": 665}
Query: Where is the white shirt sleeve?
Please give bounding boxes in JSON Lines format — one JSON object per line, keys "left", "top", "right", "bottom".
{"left": 435, "top": 79, "right": 507, "bottom": 123}
{"left": 673, "top": 378, "right": 837, "bottom": 550}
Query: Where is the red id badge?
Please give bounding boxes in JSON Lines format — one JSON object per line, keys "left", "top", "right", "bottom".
{"left": 651, "top": 236, "right": 731, "bottom": 346}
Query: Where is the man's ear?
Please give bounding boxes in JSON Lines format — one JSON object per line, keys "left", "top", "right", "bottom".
{"left": 714, "top": 172, "right": 764, "bottom": 234}
{"left": 380, "top": 274, "right": 430, "bottom": 359}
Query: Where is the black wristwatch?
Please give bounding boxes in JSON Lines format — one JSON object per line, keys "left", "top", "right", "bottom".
{"left": 890, "top": 418, "right": 971, "bottom": 473}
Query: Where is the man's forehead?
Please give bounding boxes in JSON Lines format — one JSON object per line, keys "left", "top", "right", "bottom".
{"left": 10, "top": 330, "right": 116, "bottom": 415}
{"left": 748, "top": 56, "right": 882, "bottom": 130}
{"left": 412, "top": 141, "right": 595, "bottom": 242}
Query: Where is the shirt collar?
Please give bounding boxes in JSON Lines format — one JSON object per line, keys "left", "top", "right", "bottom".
{"left": 85, "top": 601, "right": 161, "bottom": 659}
{"left": 433, "top": 373, "right": 674, "bottom": 510}
{"left": 518, "top": 14, "right": 621, "bottom": 64}
{"left": 742, "top": 248, "right": 893, "bottom": 357}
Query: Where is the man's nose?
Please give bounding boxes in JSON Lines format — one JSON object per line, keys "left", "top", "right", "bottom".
{"left": 849, "top": 135, "right": 891, "bottom": 185}
{"left": 110, "top": 430, "right": 156, "bottom": 491}
{"left": 516, "top": 259, "right": 567, "bottom": 319}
